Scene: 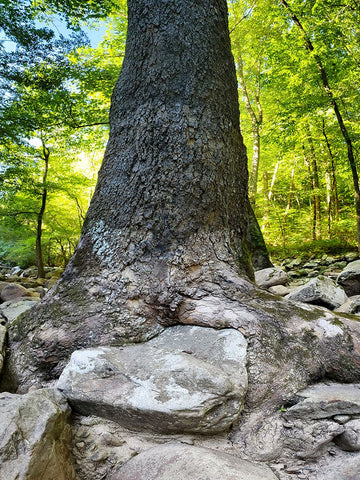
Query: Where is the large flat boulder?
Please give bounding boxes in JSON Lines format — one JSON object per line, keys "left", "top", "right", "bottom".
{"left": 0, "top": 388, "right": 75, "bottom": 480}
{"left": 337, "top": 260, "right": 360, "bottom": 296}
{"left": 57, "top": 325, "right": 247, "bottom": 434}
{"left": 110, "top": 443, "right": 278, "bottom": 480}
{"left": 285, "top": 276, "right": 347, "bottom": 309}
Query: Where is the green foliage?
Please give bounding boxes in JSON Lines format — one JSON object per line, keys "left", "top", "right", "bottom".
{"left": 0, "top": 0, "right": 125, "bottom": 268}
{"left": 230, "top": 0, "right": 360, "bottom": 255}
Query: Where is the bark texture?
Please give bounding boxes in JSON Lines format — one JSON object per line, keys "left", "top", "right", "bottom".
{"left": 6, "top": 0, "right": 253, "bottom": 386}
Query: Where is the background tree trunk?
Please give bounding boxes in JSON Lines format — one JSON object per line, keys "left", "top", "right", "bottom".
{"left": 236, "top": 52, "right": 263, "bottom": 205}
{"left": 35, "top": 138, "right": 50, "bottom": 279}
{"left": 305, "top": 125, "right": 321, "bottom": 240}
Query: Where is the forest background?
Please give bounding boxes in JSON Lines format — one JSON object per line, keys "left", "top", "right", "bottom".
{"left": 1, "top": 0, "right": 359, "bottom": 275}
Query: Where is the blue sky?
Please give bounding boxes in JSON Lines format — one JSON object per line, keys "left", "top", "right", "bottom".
{"left": 43, "top": 15, "right": 107, "bottom": 47}
{"left": 0, "top": 15, "right": 107, "bottom": 52}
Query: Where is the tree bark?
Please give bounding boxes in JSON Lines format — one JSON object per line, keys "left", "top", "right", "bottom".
{"left": 305, "top": 124, "right": 321, "bottom": 240}
{"left": 322, "top": 118, "right": 339, "bottom": 223}
{"left": 246, "top": 200, "right": 273, "bottom": 270}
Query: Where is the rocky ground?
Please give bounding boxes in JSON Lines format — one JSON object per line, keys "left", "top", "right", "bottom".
{"left": 1, "top": 254, "right": 360, "bottom": 479}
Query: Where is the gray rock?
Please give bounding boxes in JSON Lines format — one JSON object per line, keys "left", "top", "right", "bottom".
{"left": 337, "top": 260, "right": 360, "bottom": 296}
{"left": 323, "top": 256, "right": 337, "bottom": 266}
{"left": 57, "top": 326, "right": 247, "bottom": 434}
{"left": 286, "top": 383, "right": 360, "bottom": 419}
{"left": 233, "top": 411, "right": 344, "bottom": 462}
{"left": 332, "top": 261, "right": 347, "bottom": 270}
{"left": 285, "top": 276, "right": 347, "bottom": 309}
{"left": 284, "top": 419, "right": 344, "bottom": 459}
{"left": 313, "top": 451, "right": 360, "bottom": 480}
{"left": 9, "top": 266, "right": 22, "bottom": 276}
{"left": 308, "top": 269, "right": 321, "bottom": 278}
{"left": 286, "top": 258, "right": 303, "bottom": 269}
{"left": 110, "top": 443, "right": 278, "bottom": 480}
{"left": 268, "top": 285, "right": 291, "bottom": 296}
{"left": 303, "top": 260, "right": 321, "bottom": 269}
{"left": 335, "top": 419, "right": 360, "bottom": 451}
{"left": 0, "top": 283, "right": 32, "bottom": 302}
{"left": 335, "top": 295, "right": 360, "bottom": 314}
{"left": 0, "top": 280, "right": 10, "bottom": 292}
{"left": 345, "top": 252, "right": 359, "bottom": 263}
{"left": 0, "top": 388, "right": 75, "bottom": 480}
{"left": 20, "top": 266, "right": 37, "bottom": 278}
{"left": 0, "top": 324, "right": 6, "bottom": 374}
{"left": 255, "top": 267, "right": 289, "bottom": 288}
{"left": 288, "top": 268, "right": 309, "bottom": 278}
{"left": 0, "top": 299, "right": 39, "bottom": 322}
{"left": 334, "top": 415, "right": 351, "bottom": 424}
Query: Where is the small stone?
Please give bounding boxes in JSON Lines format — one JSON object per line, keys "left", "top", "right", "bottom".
{"left": 102, "top": 432, "right": 125, "bottom": 447}
{"left": 286, "top": 383, "right": 360, "bottom": 419}
{"left": 90, "top": 451, "right": 109, "bottom": 462}
{"left": 337, "top": 260, "right": 360, "bottom": 296}
{"left": 0, "top": 324, "right": 6, "bottom": 374}
{"left": 255, "top": 267, "right": 289, "bottom": 288}
{"left": 333, "top": 415, "right": 351, "bottom": 424}
{"left": 268, "top": 285, "right": 290, "bottom": 296}
{"left": 335, "top": 295, "right": 360, "bottom": 314}
{"left": 284, "top": 466, "right": 302, "bottom": 474}
{"left": 285, "top": 276, "right": 347, "bottom": 310}
{"left": 0, "top": 299, "right": 39, "bottom": 322}
{"left": 345, "top": 252, "right": 359, "bottom": 263}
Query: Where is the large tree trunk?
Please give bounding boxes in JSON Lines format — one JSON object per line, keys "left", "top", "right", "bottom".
{"left": 7, "top": 0, "right": 252, "bottom": 385}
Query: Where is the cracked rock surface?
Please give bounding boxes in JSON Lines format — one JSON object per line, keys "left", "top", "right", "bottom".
{"left": 57, "top": 325, "right": 247, "bottom": 434}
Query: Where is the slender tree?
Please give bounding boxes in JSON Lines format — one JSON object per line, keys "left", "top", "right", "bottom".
{"left": 236, "top": 51, "right": 263, "bottom": 204}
